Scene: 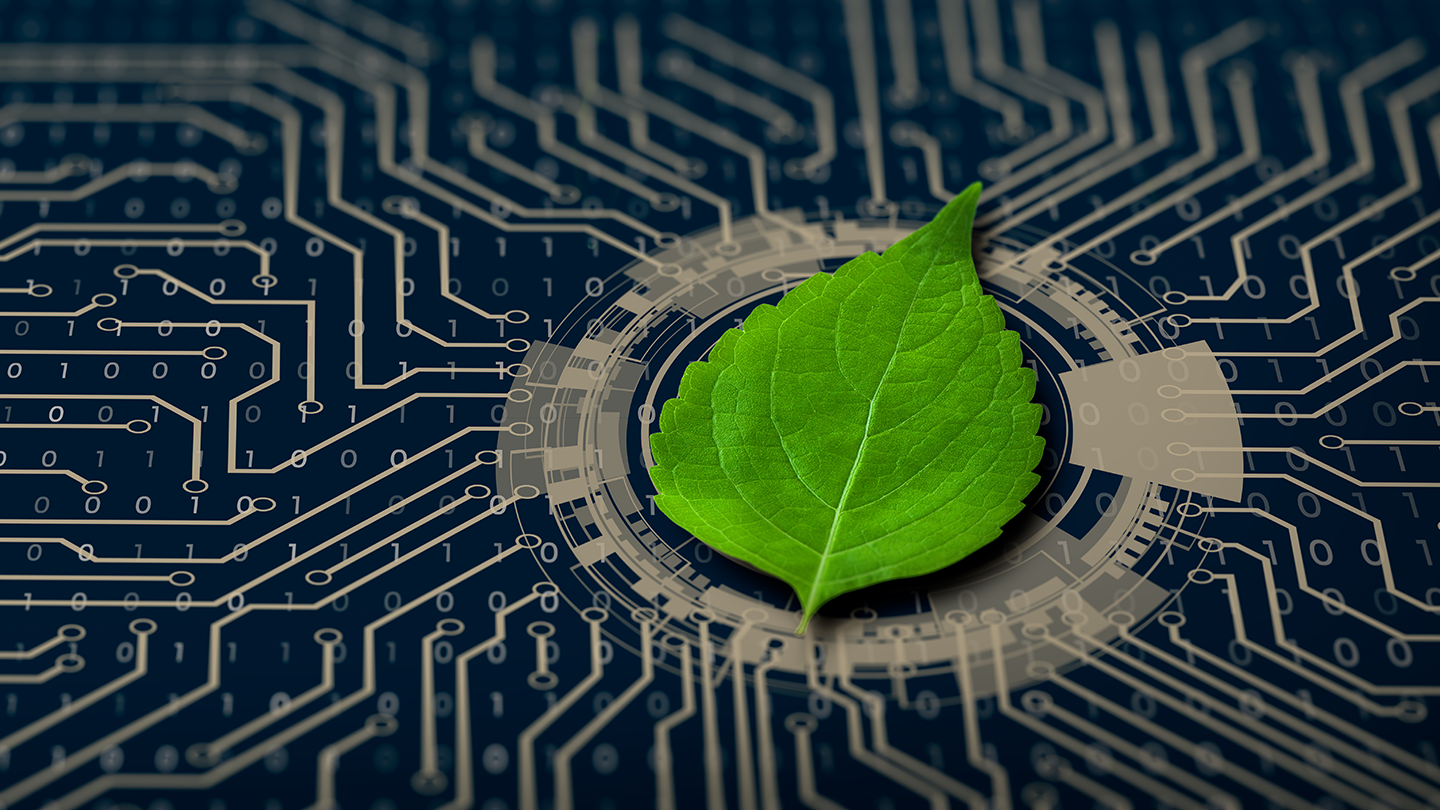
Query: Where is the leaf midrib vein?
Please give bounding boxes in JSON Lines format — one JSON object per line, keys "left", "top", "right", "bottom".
{"left": 803, "top": 260, "right": 932, "bottom": 608}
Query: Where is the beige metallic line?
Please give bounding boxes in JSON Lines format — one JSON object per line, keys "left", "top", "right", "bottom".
{"left": 662, "top": 14, "right": 837, "bottom": 178}
{"left": 517, "top": 618, "right": 605, "bottom": 810}
{"left": 0, "top": 626, "right": 145, "bottom": 750}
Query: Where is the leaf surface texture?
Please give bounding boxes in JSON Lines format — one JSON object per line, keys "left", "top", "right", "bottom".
{"left": 649, "top": 183, "right": 1044, "bottom": 633}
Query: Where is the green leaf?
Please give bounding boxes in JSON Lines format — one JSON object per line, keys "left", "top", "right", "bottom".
{"left": 648, "top": 183, "right": 1044, "bottom": 634}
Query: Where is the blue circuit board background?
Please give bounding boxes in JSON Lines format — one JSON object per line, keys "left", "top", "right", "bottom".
{"left": 1, "top": 1, "right": 1439, "bottom": 809}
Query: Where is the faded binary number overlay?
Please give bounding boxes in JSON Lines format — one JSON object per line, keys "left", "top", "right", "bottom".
{"left": 0, "top": 1, "right": 1438, "bottom": 810}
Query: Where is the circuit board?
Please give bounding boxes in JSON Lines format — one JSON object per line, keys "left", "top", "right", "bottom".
{"left": 2, "top": 0, "right": 1439, "bottom": 808}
